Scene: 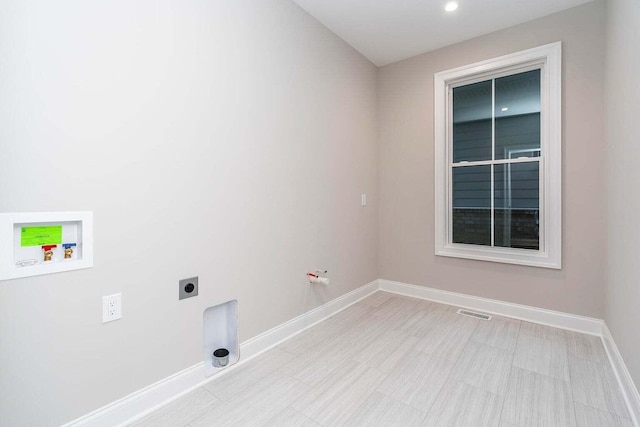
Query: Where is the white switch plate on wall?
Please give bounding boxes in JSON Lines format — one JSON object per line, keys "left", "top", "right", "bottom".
{"left": 102, "top": 293, "right": 122, "bottom": 323}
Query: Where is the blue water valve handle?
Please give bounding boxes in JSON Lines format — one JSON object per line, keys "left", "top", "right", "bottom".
{"left": 62, "top": 243, "right": 77, "bottom": 249}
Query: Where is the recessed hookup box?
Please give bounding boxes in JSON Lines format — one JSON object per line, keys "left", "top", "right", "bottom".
{"left": 0, "top": 212, "right": 93, "bottom": 281}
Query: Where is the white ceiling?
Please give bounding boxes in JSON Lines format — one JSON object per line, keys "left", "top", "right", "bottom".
{"left": 291, "top": 0, "right": 594, "bottom": 66}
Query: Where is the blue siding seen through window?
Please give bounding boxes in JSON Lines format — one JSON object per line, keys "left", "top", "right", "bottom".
{"left": 451, "top": 69, "right": 541, "bottom": 250}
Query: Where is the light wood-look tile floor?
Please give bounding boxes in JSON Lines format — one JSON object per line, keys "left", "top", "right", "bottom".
{"left": 131, "top": 292, "right": 633, "bottom": 427}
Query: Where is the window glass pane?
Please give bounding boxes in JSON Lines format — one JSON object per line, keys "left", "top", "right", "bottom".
{"left": 495, "top": 69, "right": 541, "bottom": 160}
{"left": 452, "top": 165, "right": 491, "bottom": 245}
{"left": 494, "top": 162, "right": 539, "bottom": 249}
{"left": 453, "top": 80, "right": 492, "bottom": 162}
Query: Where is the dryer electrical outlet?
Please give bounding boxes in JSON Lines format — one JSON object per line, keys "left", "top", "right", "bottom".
{"left": 179, "top": 277, "right": 198, "bottom": 300}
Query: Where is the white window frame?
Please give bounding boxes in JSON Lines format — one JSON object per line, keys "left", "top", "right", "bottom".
{"left": 434, "top": 42, "right": 561, "bottom": 269}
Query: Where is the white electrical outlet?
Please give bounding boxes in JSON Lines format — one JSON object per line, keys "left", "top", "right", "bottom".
{"left": 102, "top": 293, "right": 122, "bottom": 323}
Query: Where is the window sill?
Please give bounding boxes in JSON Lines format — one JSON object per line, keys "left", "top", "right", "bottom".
{"left": 436, "top": 244, "right": 561, "bottom": 269}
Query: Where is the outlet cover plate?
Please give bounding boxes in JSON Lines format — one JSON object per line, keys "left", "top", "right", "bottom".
{"left": 179, "top": 276, "right": 198, "bottom": 300}
{"left": 102, "top": 293, "right": 122, "bottom": 323}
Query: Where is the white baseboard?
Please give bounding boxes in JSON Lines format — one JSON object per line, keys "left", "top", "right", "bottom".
{"left": 62, "top": 280, "right": 379, "bottom": 427}
{"left": 379, "top": 279, "right": 639, "bottom": 426}
{"left": 602, "top": 324, "right": 640, "bottom": 426}
{"left": 239, "top": 279, "right": 379, "bottom": 360}
{"left": 65, "top": 363, "right": 209, "bottom": 427}
{"left": 379, "top": 279, "right": 604, "bottom": 335}
{"left": 63, "top": 278, "right": 640, "bottom": 427}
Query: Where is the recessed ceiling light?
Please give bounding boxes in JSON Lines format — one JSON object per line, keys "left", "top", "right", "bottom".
{"left": 501, "top": 107, "right": 509, "bottom": 112}
{"left": 445, "top": 2, "right": 459, "bottom": 12}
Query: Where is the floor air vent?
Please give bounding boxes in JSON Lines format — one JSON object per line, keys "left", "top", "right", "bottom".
{"left": 457, "top": 309, "right": 492, "bottom": 320}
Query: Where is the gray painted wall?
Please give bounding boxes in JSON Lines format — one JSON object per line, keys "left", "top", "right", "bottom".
{"left": 378, "top": 1, "right": 607, "bottom": 317}
{"left": 0, "top": 1, "right": 378, "bottom": 425}
{"left": 605, "top": 0, "right": 640, "bottom": 391}
{"left": 3, "top": 0, "right": 639, "bottom": 424}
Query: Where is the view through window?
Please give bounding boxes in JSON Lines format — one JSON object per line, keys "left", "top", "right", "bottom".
{"left": 434, "top": 42, "right": 562, "bottom": 268}
{"left": 451, "top": 69, "right": 541, "bottom": 250}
